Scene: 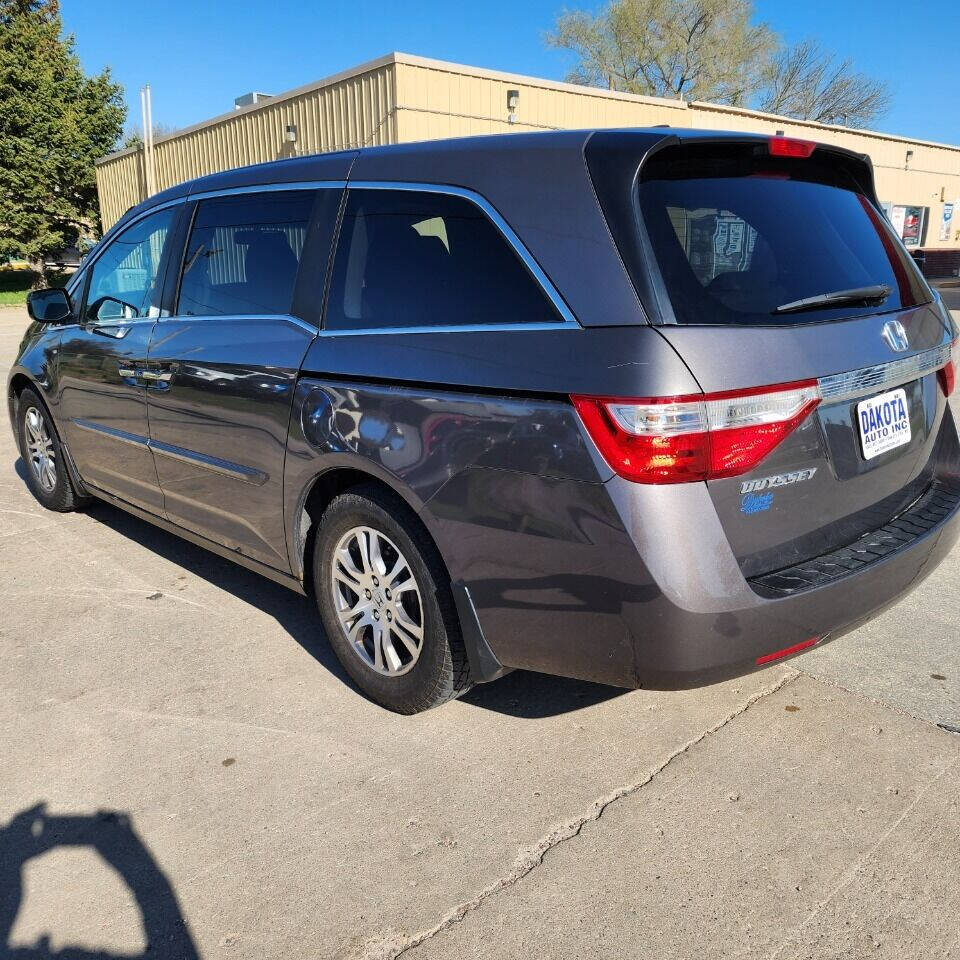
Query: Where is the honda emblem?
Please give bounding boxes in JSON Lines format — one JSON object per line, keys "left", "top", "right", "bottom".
{"left": 882, "top": 319, "right": 909, "bottom": 353}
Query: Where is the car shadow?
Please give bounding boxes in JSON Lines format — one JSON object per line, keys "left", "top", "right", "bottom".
{"left": 0, "top": 803, "right": 199, "bottom": 959}
{"left": 80, "top": 495, "right": 353, "bottom": 688}
{"left": 17, "top": 457, "right": 627, "bottom": 719}
{"left": 461, "top": 669, "right": 626, "bottom": 717}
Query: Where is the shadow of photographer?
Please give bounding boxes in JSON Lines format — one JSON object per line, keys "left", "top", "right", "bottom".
{"left": 0, "top": 803, "right": 199, "bottom": 959}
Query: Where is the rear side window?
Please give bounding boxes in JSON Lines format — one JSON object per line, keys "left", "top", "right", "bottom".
{"left": 637, "top": 144, "right": 930, "bottom": 325}
{"left": 325, "top": 189, "right": 560, "bottom": 331}
{"left": 177, "top": 191, "right": 313, "bottom": 317}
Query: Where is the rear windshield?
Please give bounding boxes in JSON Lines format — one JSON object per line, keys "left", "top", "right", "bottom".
{"left": 637, "top": 144, "right": 931, "bottom": 325}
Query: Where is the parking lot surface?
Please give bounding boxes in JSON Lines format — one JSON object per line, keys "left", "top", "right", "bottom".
{"left": 1, "top": 304, "right": 959, "bottom": 959}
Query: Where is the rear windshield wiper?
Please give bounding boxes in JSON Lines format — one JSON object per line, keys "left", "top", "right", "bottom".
{"left": 773, "top": 284, "right": 892, "bottom": 315}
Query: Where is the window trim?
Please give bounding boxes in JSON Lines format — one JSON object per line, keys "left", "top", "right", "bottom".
{"left": 318, "top": 181, "right": 579, "bottom": 335}
{"left": 171, "top": 189, "right": 320, "bottom": 323}
{"left": 78, "top": 203, "right": 181, "bottom": 325}
{"left": 69, "top": 179, "right": 579, "bottom": 335}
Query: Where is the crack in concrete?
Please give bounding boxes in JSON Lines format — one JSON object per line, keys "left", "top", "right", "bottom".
{"left": 358, "top": 669, "right": 800, "bottom": 960}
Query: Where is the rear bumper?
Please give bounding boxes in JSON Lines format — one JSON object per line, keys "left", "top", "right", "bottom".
{"left": 620, "top": 480, "right": 960, "bottom": 688}
{"left": 426, "top": 444, "right": 960, "bottom": 692}
{"left": 601, "top": 470, "right": 960, "bottom": 689}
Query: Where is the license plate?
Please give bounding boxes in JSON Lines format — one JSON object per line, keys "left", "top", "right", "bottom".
{"left": 857, "top": 388, "right": 911, "bottom": 460}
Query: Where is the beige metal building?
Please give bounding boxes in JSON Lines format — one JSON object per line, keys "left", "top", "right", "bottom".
{"left": 96, "top": 51, "right": 960, "bottom": 265}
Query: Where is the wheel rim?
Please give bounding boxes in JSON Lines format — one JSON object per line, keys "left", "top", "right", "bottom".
{"left": 24, "top": 407, "right": 57, "bottom": 494}
{"left": 330, "top": 525, "right": 425, "bottom": 676}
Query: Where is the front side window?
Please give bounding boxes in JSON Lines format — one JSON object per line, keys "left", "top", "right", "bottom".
{"left": 177, "top": 191, "right": 313, "bottom": 317}
{"left": 84, "top": 207, "right": 176, "bottom": 322}
{"left": 325, "top": 189, "right": 561, "bottom": 331}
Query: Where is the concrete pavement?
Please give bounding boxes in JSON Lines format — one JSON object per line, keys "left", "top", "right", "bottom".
{"left": 1, "top": 305, "right": 959, "bottom": 959}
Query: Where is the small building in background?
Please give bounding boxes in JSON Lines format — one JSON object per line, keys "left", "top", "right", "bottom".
{"left": 95, "top": 52, "right": 960, "bottom": 273}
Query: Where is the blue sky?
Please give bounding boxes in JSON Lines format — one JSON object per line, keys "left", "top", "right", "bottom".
{"left": 64, "top": 0, "right": 960, "bottom": 145}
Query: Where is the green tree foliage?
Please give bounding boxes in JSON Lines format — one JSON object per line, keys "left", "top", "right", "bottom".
{"left": 547, "top": 0, "right": 890, "bottom": 127}
{"left": 547, "top": 0, "right": 776, "bottom": 104}
{"left": 0, "top": 0, "right": 125, "bottom": 281}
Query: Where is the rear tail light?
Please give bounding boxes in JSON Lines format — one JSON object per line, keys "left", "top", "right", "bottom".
{"left": 939, "top": 341, "right": 957, "bottom": 397}
{"left": 939, "top": 360, "right": 956, "bottom": 398}
{"left": 768, "top": 137, "right": 817, "bottom": 158}
{"left": 572, "top": 380, "right": 821, "bottom": 484}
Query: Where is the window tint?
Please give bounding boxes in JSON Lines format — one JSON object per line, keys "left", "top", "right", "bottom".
{"left": 637, "top": 146, "right": 930, "bottom": 325}
{"left": 84, "top": 207, "right": 176, "bottom": 322}
{"left": 177, "top": 191, "right": 313, "bottom": 317}
{"left": 325, "top": 189, "right": 560, "bottom": 331}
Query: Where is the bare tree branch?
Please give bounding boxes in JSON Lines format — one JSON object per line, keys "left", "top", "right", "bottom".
{"left": 758, "top": 38, "right": 890, "bottom": 127}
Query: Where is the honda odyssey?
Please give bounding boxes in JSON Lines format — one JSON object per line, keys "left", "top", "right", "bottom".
{"left": 10, "top": 129, "right": 959, "bottom": 712}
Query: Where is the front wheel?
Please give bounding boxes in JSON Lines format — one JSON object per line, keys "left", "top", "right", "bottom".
{"left": 313, "top": 484, "right": 472, "bottom": 713}
{"left": 17, "top": 387, "right": 88, "bottom": 512}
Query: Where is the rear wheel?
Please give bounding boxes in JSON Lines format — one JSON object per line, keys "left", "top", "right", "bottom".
{"left": 17, "top": 387, "right": 88, "bottom": 512}
{"left": 313, "top": 484, "right": 472, "bottom": 713}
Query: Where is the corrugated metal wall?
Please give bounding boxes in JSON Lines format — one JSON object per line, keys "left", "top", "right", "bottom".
{"left": 96, "top": 56, "right": 398, "bottom": 228}
{"left": 96, "top": 52, "right": 960, "bottom": 249}
{"left": 393, "top": 58, "right": 687, "bottom": 139}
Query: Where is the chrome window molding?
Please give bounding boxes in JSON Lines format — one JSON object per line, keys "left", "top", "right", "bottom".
{"left": 818, "top": 342, "right": 953, "bottom": 404}
{"left": 188, "top": 180, "right": 346, "bottom": 202}
{"left": 80, "top": 181, "right": 346, "bottom": 284}
{"left": 78, "top": 178, "right": 579, "bottom": 333}
{"left": 157, "top": 313, "right": 318, "bottom": 335}
{"left": 316, "top": 320, "right": 579, "bottom": 337}
{"left": 342, "top": 180, "right": 580, "bottom": 329}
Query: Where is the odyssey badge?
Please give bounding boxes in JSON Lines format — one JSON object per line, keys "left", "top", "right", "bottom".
{"left": 740, "top": 467, "right": 818, "bottom": 495}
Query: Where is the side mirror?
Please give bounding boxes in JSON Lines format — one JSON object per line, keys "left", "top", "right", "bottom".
{"left": 26, "top": 288, "right": 73, "bottom": 324}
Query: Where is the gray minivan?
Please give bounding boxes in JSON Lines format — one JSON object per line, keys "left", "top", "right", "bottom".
{"left": 10, "top": 129, "right": 960, "bottom": 712}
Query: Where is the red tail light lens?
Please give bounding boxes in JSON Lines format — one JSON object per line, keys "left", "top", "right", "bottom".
{"left": 572, "top": 380, "right": 821, "bottom": 484}
{"left": 939, "top": 359, "right": 956, "bottom": 398}
{"left": 768, "top": 137, "right": 817, "bottom": 158}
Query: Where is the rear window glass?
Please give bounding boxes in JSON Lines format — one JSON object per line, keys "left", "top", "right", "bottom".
{"left": 325, "top": 189, "right": 560, "bottom": 331}
{"left": 637, "top": 145, "right": 931, "bottom": 325}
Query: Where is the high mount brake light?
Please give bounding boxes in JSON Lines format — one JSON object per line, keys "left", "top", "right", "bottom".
{"left": 768, "top": 137, "right": 817, "bottom": 158}
{"left": 572, "top": 381, "right": 821, "bottom": 484}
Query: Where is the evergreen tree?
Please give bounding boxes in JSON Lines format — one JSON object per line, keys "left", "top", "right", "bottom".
{"left": 0, "top": 0, "right": 125, "bottom": 283}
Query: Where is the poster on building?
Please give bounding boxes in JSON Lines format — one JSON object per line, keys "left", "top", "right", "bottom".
{"left": 900, "top": 206, "right": 924, "bottom": 246}
{"left": 942, "top": 202, "right": 955, "bottom": 242}
{"left": 891, "top": 206, "right": 906, "bottom": 238}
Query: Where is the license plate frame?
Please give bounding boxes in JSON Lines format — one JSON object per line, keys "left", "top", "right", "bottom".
{"left": 856, "top": 387, "right": 912, "bottom": 461}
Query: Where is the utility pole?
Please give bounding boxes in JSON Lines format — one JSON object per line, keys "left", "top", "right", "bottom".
{"left": 139, "top": 85, "right": 157, "bottom": 198}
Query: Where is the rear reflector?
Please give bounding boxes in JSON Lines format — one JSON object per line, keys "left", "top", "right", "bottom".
{"left": 572, "top": 380, "right": 821, "bottom": 484}
{"left": 768, "top": 137, "right": 817, "bottom": 158}
{"left": 756, "top": 636, "right": 820, "bottom": 666}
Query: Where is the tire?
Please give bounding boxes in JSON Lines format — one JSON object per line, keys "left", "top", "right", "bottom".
{"left": 313, "top": 483, "right": 472, "bottom": 713}
{"left": 17, "top": 387, "right": 88, "bottom": 512}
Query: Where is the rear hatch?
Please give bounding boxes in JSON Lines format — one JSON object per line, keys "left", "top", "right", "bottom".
{"left": 587, "top": 132, "right": 958, "bottom": 581}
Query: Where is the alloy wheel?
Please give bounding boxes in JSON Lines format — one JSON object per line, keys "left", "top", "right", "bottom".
{"left": 24, "top": 407, "right": 57, "bottom": 494}
{"left": 330, "top": 525, "right": 425, "bottom": 676}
